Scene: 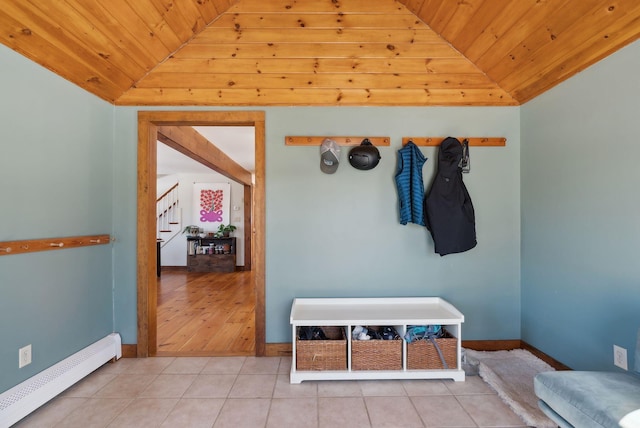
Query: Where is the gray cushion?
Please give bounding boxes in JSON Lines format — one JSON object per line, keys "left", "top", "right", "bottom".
{"left": 535, "top": 371, "right": 640, "bottom": 428}
{"left": 537, "top": 399, "right": 574, "bottom": 428}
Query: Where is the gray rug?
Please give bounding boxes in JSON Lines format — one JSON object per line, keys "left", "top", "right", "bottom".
{"left": 464, "top": 348, "right": 557, "bottom": 428}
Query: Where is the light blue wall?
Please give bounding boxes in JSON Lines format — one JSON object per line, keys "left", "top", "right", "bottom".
{"left": 265, "top": 108, "right": 521, "bottom": 342}
{"left": 112, "top": 108, "right": 139, "bottom": 343}
{"left": 521, "top": 40, "right": 640, "bottom": 370}
{"left": 0, "top": 45, "right": 115, "bottom": 391}
{"left": 113, "top": 106, "right": 521, "bottom": 344}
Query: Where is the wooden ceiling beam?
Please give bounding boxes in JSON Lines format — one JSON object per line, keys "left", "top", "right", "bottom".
{"left": 157, "top": 126, "right": 253, "bottom": 186}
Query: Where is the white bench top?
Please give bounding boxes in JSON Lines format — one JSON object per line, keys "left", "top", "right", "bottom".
{"left": 290, "top": 297, "right": 464, "bottom": 326}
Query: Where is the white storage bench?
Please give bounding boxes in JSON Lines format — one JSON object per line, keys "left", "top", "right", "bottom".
{"left": 289, "top": 297, "right": 465, "bottom": 384}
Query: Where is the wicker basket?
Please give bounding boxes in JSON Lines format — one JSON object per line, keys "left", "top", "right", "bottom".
{"left": 296, "top": 326, "right": 347, "bottom": 371}
{"left": 351, "top": 327, "right": 402, "bottom": 370}
{"left": 406, "top": 329, "right": 457, "bottom": 370}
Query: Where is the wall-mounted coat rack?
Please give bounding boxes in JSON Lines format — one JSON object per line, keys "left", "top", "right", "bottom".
{"left": 286, "top": 136, "right": 390, "bottom": 146}
{"left": 0, "top": 234, "right": 111, "bottom": 257}
{"left": 402, "top": 137, "right": 506, "bottom": 146}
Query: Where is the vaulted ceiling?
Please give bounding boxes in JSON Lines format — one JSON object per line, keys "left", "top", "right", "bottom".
{"left": 1, "top": 0, "right": 638, "bottom": 106}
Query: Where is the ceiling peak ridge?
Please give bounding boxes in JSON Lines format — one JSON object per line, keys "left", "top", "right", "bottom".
{"left": 120, "top": 1, "right": 237, "bottom": 103}
{"left": 396, "top": 0, "right": 520, "bottom": 105}
{"left": 435, "top": 35, "right": 520, "bottom": 105}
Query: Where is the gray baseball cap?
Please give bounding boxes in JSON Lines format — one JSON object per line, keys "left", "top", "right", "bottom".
{"left": 320, "top": 138, "right": 341, "bottom": 174}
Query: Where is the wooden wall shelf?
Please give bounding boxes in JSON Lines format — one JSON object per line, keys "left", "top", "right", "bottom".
{"left": 285, "top": 136, "right": 390, "bottom": 146}
{"left": 402, "top": 137, "right": 506, "bottom": 146}
{"left": 286, "top": 136, "right": 503, "bottom": 147}
{"left": 0, "top": 234, "right": 111, "bottom": 256}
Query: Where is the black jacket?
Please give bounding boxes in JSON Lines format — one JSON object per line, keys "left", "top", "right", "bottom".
{"left": 424, "top": 137, "right": 477, "bottom": 256}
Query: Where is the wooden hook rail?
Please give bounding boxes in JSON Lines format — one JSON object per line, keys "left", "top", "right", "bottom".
{"left": 402, "top": 137, "right": 506, "bottom": 146}
{"left": 0, "top": 234, "right": 112, "bottom": 257}
{"left": 285, "top": 136, "right": 390, "bottom": 146}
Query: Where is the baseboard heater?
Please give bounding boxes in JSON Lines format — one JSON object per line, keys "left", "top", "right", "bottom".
{"left": 0, "top": 333, "right": 122, "bottom": 427}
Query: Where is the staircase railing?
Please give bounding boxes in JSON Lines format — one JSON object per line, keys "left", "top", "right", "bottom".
{"left": 157, "top": 183, "right": 180, "bottom": 240}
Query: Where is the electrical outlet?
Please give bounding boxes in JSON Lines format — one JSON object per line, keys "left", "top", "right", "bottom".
{"left": 19, "top": 344, "right": 32, "bottom": 368}
{"left": 614, "top": 345, "right": 628, "bottom": 370}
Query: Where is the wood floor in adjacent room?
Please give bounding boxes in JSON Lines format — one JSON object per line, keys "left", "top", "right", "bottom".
{"left": 156, "top": 269, "right": 255, "bottom": 356}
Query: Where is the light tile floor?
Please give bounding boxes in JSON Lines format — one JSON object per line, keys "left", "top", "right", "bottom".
{"left": 15, "top": 356, "right": 530, "bottom": 428}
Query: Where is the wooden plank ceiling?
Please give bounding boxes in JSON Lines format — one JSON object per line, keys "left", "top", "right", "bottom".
{"left": 0, "top": 0, "right": 638, "bottom": 106}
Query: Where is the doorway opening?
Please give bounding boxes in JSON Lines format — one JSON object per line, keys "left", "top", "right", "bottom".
{"left": 136, "top": 111, "right": 266, "bottom": 358}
